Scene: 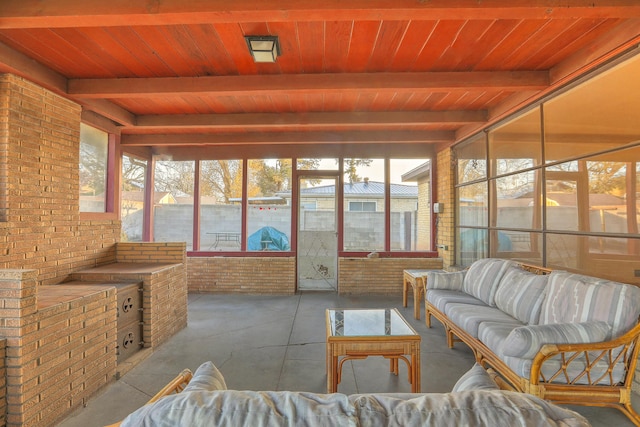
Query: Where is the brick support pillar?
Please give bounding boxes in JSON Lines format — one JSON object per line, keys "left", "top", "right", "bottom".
{"left": 0, "top": 270, "right": 37, "bottom": 426}
{"left": 436, "top": 148, "right": 456, "bottom": 269}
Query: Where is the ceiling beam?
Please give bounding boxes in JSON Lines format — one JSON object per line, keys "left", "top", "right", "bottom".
{"left": 69, "top": 72, "right": 549, "bottom": 98}
{"left": 121, "top": 130, "right": 454, "bottom": 146}
{"left": 3, "top": 1, "right": 640, "bottom": 28}
{"left": 132, "top": 111, "right": 487, "bottom": 131}
{"left": 0, "top": 41, "right": 67, "bottom": 93}
{"left": 0, "top": 41, "right": 136, "bottom": 126}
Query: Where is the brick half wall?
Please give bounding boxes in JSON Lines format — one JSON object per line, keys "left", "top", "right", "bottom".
{"left": 187, "top": 256, "right": 443, "bottom": 295}
{"left": 338, "top": 257, "right": 443, "bottom": 294}
{"left": 188, "top": 257, "right": 296, "bottom": 294}
{"left": 0, "top": 270, "right": 117, "bottom": 427}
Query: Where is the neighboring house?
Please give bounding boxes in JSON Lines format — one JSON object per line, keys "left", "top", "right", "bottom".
{"left": 400, "top": 162, "right": 432, "bottom": 251}
{"left": 121, "top": 191, "right": 176, "bottom": 216}
{"left": 279, "top": 178, "right": 419, "bottom": 212}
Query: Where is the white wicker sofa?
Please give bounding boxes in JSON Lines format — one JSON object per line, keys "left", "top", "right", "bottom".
{"left": 424, "top": 258, "right": 640, "bottom": 426}
{"left": 111, "top": 361, "right": 590, "bottom": 427}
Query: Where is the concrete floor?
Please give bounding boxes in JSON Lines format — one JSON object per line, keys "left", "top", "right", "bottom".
{"left": 57, "top": 293, "right": 637, "bottom": 426}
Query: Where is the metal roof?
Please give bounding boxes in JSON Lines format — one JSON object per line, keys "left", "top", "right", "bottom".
{"left": 297, "top": 181, "right": 417, "bottom": 197}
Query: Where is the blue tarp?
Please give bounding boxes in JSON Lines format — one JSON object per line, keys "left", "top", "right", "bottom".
{"left": 460, "top": 229, "right": 512, "bottom": 252}
{"left": 247, "top": 226, "right": 291, "bottom": 251}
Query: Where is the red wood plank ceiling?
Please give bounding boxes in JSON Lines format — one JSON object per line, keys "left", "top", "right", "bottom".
{"left": 0, "top": 1, "right": 639, "bottom": 150}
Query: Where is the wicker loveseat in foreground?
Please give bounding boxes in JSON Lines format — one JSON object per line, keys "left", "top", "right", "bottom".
{"left": 425, "top": 258, "right": 640, "bottom": 426}
{"left": 107, "top": 361, "right": 590, "bottom": 426}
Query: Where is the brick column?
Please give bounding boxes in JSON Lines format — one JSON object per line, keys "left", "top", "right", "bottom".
{"left": 0, "top": 270, "right": 37, "bottom": 426}
{"left": 436, "top": 148, "right": 456, "bottom": 269}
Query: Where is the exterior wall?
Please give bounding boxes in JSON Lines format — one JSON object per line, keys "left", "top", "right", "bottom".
{"left": 0, "top": 74, "right": 119, "bottom": 285}
{"left": 416, "top": 178, "right": 431, "bottom": 250}
{"left": 338, "top": 257, "right": 443, "bottom": 294}
{"left": 436, "top": 148, "right": 455, "bottom": 269}
{"left": 0, "top": 270, "right": 117, "bottom": 427}
{"left": 188, "top": 257, "right": 296, "bottom": 294}
{"left": 0, "top": 339, "right": 6, "bottom": 427}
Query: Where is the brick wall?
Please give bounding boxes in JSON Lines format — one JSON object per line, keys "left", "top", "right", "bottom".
{"left": 116, "top": 242, "right": 186, "bottom": 265}
{"left": 0, "top": 270, "right": 117, "bottom": 427}
{"left": 0, "top": 74, "right": 119, "bottom": 285}
{"left": 436, "top": 148, "right": 455, "bottom": 269}
{"left": 188, "top": 257, "right": 296, "bottom": 294}
{"left": 0, "top": 74, "right": 123, "bottom": 427}
{"left": 0, "top": 339, "right": 6, "bottom": 427}
{"left": 71, "top": 261, "right": 187, "bottom": 349}
{"left": 416, "top": 178, "right": 431, "bottom": 250}
{"left": 187, "top": 256, "right": 443, "bottom": 295}
{"left": 338, "top": 257, "right": 443, "bottom": 294}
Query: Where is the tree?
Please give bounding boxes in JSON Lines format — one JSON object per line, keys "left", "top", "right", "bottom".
{"left": 343, "top": 158, "right": 373, "bottom": 184}
{"left": 121, "top": 155, "right": 147, "bottom": 191}
{"left": 587, "top": 161, "right": 627, "bottom": 195}
{"left": 252, "top": 159, "right": 320, "bottom": 196}
{"left": 154, "top": 160, "right": 195, "bottom": 195}
{"left": 200, "top": 160, "right": 243, "bottom": 202}
{"left": 79, "top": 140, "right": 107, "bottom": 195}
{"left": 253, "top": 159, "right": 293, "bottom": 195}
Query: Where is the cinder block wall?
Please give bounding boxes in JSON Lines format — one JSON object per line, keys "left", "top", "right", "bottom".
{"left": 0, "top": 74, "right": 119, "bottom": 284}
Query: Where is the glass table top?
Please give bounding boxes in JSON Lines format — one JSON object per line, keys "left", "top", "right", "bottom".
{"left": 327, "top": 308, "right": 416, "bottom": 337}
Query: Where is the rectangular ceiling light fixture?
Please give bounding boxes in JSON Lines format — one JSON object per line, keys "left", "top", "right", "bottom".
{"left": 245, "top": 35, "right": 280, "bottom": 63}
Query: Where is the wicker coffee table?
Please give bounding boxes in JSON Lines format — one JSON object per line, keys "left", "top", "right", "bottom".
{"left": 325, "top": 308, "right": 421, "bottom": 393}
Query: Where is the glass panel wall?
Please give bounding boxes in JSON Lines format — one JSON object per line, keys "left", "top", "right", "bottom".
{"left": 489, "top": 107, "right": 541, "bottom": 176}
{"left": 121, "top": 154, "right": 147, "bottom": 241}
{"left": 79, "top": 124, "right": 108, "bottom": 212}
{"left": 142, "top": 155, "right": 434, "bottom": 255}
{"left": 390, "top": 159, "right": 430, "bottom": 251}
{"left": 458, "top": 182, "right": 487, "bottom": 228}
{"left": 544, "top": 54, "right": 640, "bottom": 163}
{"left": 153, "top": 160, "right": 195, "bottom": 250}
{"left": 454, "top": 53, "right": 640, "bottom": 283}
{"left": 199, "top": 160, "right": 242, "bottom": 251}
{"left": 297, "top": 158, "right": 337, "bottom": 170}
{"left": 493, "top": 170, "right": 541, "bottom": 230}
{"left": 457, "top": 133, "right": 486, "bottom": 184}
{"left": 343, "top": 158, "right": 384, "bottom": 251}
{"left": 247, "top": 159, "right": 292, "bottom": 251}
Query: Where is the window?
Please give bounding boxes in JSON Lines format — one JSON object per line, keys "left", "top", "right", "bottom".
{"left": 489, "top": 108, "right": 541, "bottom": 176}
{"left": 79, "top": 124, "right": 108, "bottom": 212}
{"left": 121, "top": 154, "right": 147, "bottom": 241}
{"left": 247, "top": 159, "right": 292, "bottom": 251}
{"left": 199, "top": 160, "right": 242, "bottom": 251}
{"left": 348, "top": 201, "right": 376, "bottom": 212}
{"left": 343, "top": 159, "right": 384, "bottom": 251}
{"left": 391, "top": 159, "right": 429, "bottom": 251}
{"left": 138, "top": 154, "right": 434, "bottom": 256}
{"left": 153, "top": 160, "right": 195, "bottom": 250}
{"left": 300, "top": 201, "right": 317, "bottom": 211}
{"left": 454, "top": 53, "right": 640, "bottom": 281}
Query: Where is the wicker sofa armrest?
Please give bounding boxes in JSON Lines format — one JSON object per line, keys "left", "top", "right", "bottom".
{"left": 530, "top": 322, "right": 640, "bottom": 387}
{"left": 104, "top": 368, "right": 193, "bottom": 427}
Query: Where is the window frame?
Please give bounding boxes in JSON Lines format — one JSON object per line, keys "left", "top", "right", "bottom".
{"left": 79, "top": 118, "right": 119, "bottom": 221}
